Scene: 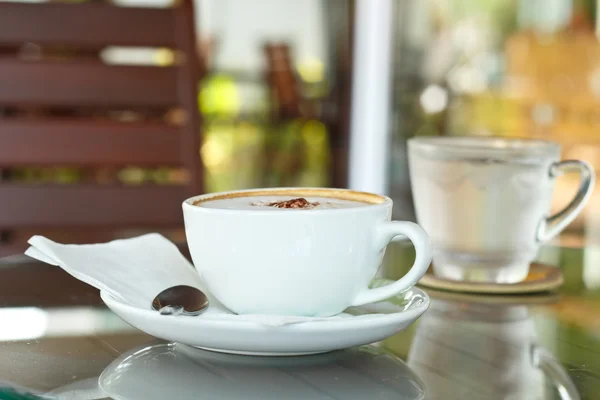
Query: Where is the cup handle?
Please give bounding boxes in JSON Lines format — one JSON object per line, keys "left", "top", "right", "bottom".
{"left": 531, "top": 344, "right": 580, "bottom": 400}
{"left": 536, "top": 160, "right": 595, "bottom": 243}
{"left": 351, "top": 221, "right": 432, "bottom": 306}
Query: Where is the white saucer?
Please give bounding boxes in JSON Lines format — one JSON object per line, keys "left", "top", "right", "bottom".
{"left": 101, "top": 283, "right": 429, "bottom": 356}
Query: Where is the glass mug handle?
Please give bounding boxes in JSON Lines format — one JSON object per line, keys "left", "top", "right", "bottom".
{"left": 351, "top": 221, "right": 432, "bottom": 306}
{"left": 536, "top": 160, "right": 595, "bottom": 243}
{"left": 531, "top": 344, "right": 580, "bottom": 400}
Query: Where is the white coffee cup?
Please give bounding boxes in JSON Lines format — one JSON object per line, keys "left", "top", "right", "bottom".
{"left": 182, "top": 188, "right": 432, "bottom": 316}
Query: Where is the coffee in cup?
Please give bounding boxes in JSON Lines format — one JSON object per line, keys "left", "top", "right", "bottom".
{"left": 197, "top": 195, "right": 369, "bottom": 210}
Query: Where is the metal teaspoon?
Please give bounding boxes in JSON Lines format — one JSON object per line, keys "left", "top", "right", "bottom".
{"left": 152, "top": 285, "right": 209, "bottom": 316}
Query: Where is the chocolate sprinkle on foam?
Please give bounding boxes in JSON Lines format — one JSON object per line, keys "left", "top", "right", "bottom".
{"left": 267, "top": 197, "right": 320, "bottom": 209}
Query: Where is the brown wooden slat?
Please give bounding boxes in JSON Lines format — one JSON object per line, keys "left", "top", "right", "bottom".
{"left": 0, "top": 185, "right": 188, "bottom": 227}
{"left": 0, "top": 228, "right": 189, "bottom": 257}
{"left": 0, "top": 120, "right": 181, "bottom": 166}
{"left": 0, "top": 2, "right": 176, "bottom": 48}
{"left": 0, "top": 61, "right": 178, "bottom": 107}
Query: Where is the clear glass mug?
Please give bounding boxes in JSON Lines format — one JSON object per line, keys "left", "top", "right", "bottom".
{"left": 408, "top": 137, "right": 595, "bottom": 283}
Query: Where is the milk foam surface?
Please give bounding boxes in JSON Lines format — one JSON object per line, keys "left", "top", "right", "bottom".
{"left": 198, "top": 196, "right": 369, "bottom": 210}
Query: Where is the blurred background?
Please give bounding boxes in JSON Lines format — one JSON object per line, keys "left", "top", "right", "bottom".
{"left": 2, "top": 3, "right": 600, "bottom": 397}
{"left": 0, "top": 0, "right": 599, "bottom": 254}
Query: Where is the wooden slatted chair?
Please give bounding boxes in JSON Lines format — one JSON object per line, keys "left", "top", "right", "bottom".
{"left": 0, "top": 0, "right": 202, "bottom": 254}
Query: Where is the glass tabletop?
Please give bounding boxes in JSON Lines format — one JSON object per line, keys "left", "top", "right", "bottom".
{"left": 1, "top": 241, "right": 599, "bottom": 400}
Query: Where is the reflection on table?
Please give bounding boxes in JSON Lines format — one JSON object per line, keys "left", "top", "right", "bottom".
{"left": 89, "top": 343, "right": 423, "bottom": 400}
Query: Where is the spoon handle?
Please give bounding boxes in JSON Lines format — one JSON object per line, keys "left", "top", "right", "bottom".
{"left": 159, "top": 305, "right": 184, "bottom": 316}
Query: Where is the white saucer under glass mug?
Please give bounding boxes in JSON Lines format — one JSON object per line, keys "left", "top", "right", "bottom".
{"left": 183, "top": 188, "right": 432, "bottom": 317}
{"left": 408, "top": 137, "right": 595, "bottom": 283}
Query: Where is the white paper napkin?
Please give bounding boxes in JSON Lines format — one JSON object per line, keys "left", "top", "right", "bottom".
{"left": 25, "top": 234, "right": 376, "bottom": 327}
